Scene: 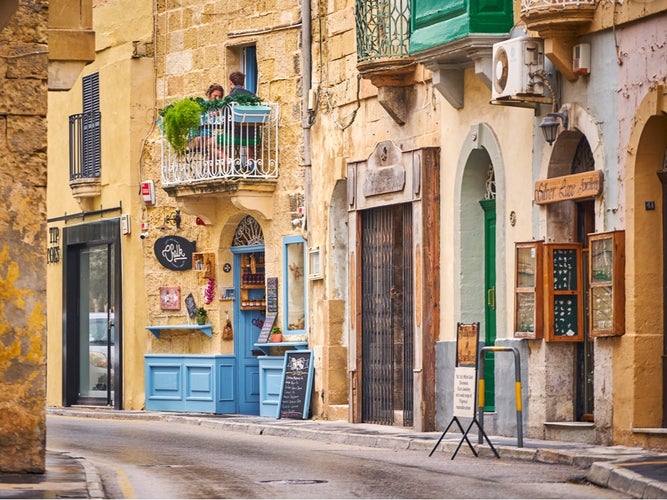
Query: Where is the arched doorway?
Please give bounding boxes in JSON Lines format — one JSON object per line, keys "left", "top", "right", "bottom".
{"left": 231, "top": 215, "right": 265, "bottom": 415}
{"left": 628, "top": 108, "right": 667, "bottom": 431}
{"left": 545, "top": 131, "right": 596, "bottom": 421}
{"left": 461, "top": 156, "right": 497, "bottom": 410}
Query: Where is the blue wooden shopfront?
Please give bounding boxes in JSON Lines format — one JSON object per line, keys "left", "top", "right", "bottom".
{"left": 144, "top": 354, "right": 237, "bottom": 413}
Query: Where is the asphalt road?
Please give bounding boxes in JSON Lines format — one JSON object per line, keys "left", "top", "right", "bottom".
{"left": 46, "top": 414, "right": 624, "bottom": 499}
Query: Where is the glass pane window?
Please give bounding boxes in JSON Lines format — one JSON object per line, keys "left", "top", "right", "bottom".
{"left": 283, "top": 236, "right": 306, "bottom": 333}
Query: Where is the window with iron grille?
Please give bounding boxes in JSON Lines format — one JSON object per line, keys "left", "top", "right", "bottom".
{"left": 69, "top": 73, "right": 101, "bottom": 180}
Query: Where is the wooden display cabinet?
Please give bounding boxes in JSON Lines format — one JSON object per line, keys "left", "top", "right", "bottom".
{"left": 589, "top": 231, "right": 625, "bottom": 337}
{"left": 544, "top": 243, "right": 584, "bottom": 342}
{"left": 193, "top": 252, "right": 215, "bottom": 279}
{"left": 514, "top": 241, "right": 544, "bottom": 339}
{"left": 240, "top": 252, "right": 266, "bottom": 310}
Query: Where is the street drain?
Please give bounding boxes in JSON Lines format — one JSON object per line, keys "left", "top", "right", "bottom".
{"left": 259, "top": 479, "right": 328, "bottom": 485}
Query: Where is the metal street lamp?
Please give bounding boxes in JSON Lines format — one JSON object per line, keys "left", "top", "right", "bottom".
{"left": 539, "top": 109, "right": 568, "bottom": 146}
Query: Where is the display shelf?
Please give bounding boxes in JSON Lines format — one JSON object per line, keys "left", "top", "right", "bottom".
{"left": 253, "top": 341, "right": 307, "bottom": 355}
{"left": 145, "top": 324, "right": 213, "bottom": 339}
{"left": 544, "top": 243, "right": 584, "bottom": 342}
{"left": 240, "top": 252, "right": 266, "bottom": 310}
{"left": 589, "top": 231, "right": 625, "bottom": 337}
{"left": 514, "top": 241, "right": 544, "bottom": 339}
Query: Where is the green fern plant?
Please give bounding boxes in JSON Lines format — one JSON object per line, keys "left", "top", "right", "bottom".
{"left": 162, "top": 98, "right": 203, "bottom": 155}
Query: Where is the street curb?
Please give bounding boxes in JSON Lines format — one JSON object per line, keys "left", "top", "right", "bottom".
{"left": 588, "top": 461, "right": 667, "bottom": 500}
{"left": 69, "top": 454, "right": 105, "bottom": 499}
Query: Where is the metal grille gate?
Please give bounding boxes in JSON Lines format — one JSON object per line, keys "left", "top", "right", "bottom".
{"left": 361, "top": 204, "right": 414, "bottom": 426}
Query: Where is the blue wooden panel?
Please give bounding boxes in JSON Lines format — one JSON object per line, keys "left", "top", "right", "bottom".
{"left": 185, "top": 365, "right": 214, "bottom": 401}
{"left": 259, "top": 356, "right": 284, "bottom": 417}
{"left": 145, "top": 359, "right": 185, "bottom": 411}
{"left": 216, "top": 356, "right": 237, "bottom": 413}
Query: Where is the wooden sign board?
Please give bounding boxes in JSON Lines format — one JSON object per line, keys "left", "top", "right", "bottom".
{"left": 153, "top": 236, "right": 196, "bottom": 271}
{"left": 277, "top": 350, "right": 314, "bottom": 419}
{"left": 456, "top": 323, "right": 479, "bottom": 367}
{"left": 534, "top": 170, "right": 603, "bottom": 205}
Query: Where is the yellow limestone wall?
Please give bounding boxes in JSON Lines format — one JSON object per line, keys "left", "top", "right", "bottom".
{"left": 0, "top": 2, "right": 48, "bottom": 473}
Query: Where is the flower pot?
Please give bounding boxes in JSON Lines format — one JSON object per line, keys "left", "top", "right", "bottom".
{"left": 270, "top": 333, "right": 282, "bottom": 343}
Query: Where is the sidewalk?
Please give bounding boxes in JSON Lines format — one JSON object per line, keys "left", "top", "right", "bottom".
{"left": 1, "top": 408, "right": 665, "bottom": 499}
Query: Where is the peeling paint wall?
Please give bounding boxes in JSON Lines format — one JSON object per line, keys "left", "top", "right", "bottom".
{"left": 0, "top": 0, "right": 48, "bottom": 473}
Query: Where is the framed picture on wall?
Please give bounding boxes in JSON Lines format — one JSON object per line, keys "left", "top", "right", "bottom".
{"left": 160, "top": 286, "right": 181, "bottom": 310}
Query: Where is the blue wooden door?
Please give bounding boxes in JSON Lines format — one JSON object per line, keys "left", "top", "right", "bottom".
{"left": 233, "top": 245, "right": 265, "bottom": 414}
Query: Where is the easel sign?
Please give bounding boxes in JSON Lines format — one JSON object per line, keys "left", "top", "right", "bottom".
{"left": 429, "top": 322, "right": 499, "bottom": 460}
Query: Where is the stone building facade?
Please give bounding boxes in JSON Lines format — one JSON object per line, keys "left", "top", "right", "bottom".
{"left": 40, "top": 0, "right": 667, "bottom": 453}
{"left": 0, "top": 1, "right": 49, "bottom": 473}
{"left": 1, "top": 0, "right": 93, "bottom": 472}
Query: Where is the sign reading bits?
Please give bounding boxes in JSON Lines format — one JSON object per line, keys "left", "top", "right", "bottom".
{"left": 453, "top": 366, "right": 476, "bottom": 418}
{"left": 47, "top": 227, "right": 60, "bottom": 264}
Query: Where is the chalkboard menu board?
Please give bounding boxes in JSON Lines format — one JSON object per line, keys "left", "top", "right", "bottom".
{"left": 278, "top": 350, "right": 314, "bottom": 419}
{"left": 266, "top": 277, "right": 278, "bottom": 313}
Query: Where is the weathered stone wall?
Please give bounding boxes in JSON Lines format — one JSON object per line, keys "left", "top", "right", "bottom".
{"left": 0, "top": 0, "right": 48, "bottom": 473}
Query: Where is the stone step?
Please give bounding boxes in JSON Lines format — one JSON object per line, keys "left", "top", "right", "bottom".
{"left": 544, "top": 421, "right": 596, "bottom": 444}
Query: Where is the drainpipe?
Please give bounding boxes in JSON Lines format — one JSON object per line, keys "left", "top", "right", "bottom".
{"left": 300, "top": 0, "right": 312, "bottom": 241}
{"left": 301, "top": 0, "right": 312, "bottom": 168}
{"left": 657, "top": 167, "right": 667, "bottom": 427}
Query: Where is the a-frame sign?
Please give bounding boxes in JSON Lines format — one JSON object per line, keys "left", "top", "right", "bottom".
{"left": 429, "top": 322, "right": 499, "bottom": 459}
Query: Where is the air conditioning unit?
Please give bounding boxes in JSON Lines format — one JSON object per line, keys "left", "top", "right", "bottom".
{"left": 492, "top": 37, "right": 545, "bottom": 100}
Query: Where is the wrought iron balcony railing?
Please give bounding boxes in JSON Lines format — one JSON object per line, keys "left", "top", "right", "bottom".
{"left": 356, "top": 0, "right": 410, "bottom": 63}
{"left": 69, "top": 111, "right": 101, "bottom": 181}
{"left": 161, "top": 103, "right": 279, "bottom": 186}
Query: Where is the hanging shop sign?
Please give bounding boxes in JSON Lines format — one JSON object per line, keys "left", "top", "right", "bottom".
{"left": 154, "top": 236, "right": 195, "bottom": 271}
{"left": 534, "top": 170, "right": 603, "bottom": 205}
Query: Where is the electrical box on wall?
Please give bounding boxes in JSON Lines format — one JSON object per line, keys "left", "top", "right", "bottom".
{"left": 140, "top": 180, "right": 156, "bottom": 206}
{"left": 573, "top": 43, "right": 591, "bottom": 76}
{"left": 120, "top": 214, "right": 131, "bottom": 235}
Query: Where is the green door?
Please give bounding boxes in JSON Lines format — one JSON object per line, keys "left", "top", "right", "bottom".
{"left": 480, "top": 199, "right": 496, "bottom": 411}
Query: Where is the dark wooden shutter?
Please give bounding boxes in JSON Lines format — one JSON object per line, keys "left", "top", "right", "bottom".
{"left": 82, "top": 73, "right": 101, "bottom": 178}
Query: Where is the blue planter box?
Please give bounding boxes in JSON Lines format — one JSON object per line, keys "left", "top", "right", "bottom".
{"left": 231, "top": 105, "right": 271, "bottom": 124}
{"left": 145, "top": 354, "right": 236, "bottom": 413}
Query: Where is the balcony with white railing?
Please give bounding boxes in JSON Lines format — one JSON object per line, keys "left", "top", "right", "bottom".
{"left": 161, "top": 102, "right": 279, "bottom": 187}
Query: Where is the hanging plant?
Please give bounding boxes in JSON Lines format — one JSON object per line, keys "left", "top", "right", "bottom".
{"left": 204, "top": 278, "right": 215, "bottom": 305}
{"left": 161, "top": 98, "right": 203, "bottom": 155}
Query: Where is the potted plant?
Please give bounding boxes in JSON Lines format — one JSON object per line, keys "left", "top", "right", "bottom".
{"left": 160, "top": 98, "right": 203, "bottom": 155}
{"left": 270, "top": 326, "right": 282, "bottom": 343}
{"left": 195, "top": 307, "right": 208, "bottom": 325}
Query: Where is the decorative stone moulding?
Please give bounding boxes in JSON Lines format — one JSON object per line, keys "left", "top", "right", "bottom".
{"left": 357, "top": 57, "right": 418, "bottom": 125}
{"left": 70, "top": 177, "right": 101, "bottom": 211}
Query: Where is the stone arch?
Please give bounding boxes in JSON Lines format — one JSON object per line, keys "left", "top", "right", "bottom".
{"left": 623, "top": 85, "right": 667, "bottom": 434}
{"left": 538, "top": 103, "right": 606, "bottom": 240}
{"left": 453, "top": 123, "right": 507, "bottom": 337}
